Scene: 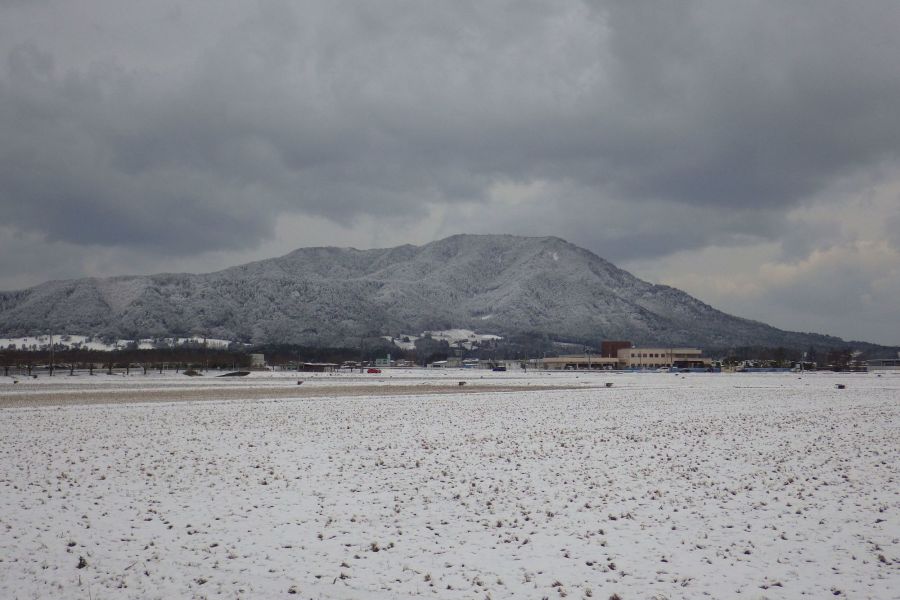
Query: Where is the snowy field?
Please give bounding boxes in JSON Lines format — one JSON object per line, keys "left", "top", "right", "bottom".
{"left": 0, "top": 371, "right": 898, "bottom": 599}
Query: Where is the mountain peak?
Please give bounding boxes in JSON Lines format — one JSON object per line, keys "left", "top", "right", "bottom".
{"left": 0, "top": 234, "right": 857, "bottom": 350}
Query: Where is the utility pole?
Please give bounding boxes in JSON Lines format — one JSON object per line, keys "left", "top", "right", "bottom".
{"left": 49, "top": 331, "right": 54, "bottom": 377}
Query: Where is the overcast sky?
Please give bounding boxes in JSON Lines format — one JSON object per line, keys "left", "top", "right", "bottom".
{"left": 1, "top": 1, "right": 899, "bottom": 345}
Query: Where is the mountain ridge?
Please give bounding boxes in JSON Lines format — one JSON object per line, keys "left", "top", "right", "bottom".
{"left": 0, "top": 234, "right": 884, "bottom": 351}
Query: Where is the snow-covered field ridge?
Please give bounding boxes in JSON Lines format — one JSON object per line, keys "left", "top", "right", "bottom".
{"left": 1, "top": 371, "right": 897, "bottom": 599}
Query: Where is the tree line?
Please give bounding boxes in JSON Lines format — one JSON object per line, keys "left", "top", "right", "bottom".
{"left": 0, "top": 346, "right": 251, "bottom": 376}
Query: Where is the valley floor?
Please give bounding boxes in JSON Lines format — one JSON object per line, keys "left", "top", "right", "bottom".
{"left": 0, "top": 370, "right": 897, "bottom": 599}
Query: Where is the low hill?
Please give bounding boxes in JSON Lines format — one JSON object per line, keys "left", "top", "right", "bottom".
{"left": 0, "top": 234, "right": 888, "bottom": 352}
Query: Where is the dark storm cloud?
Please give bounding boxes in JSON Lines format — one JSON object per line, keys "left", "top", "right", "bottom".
{"left": 1, "top": 0, "right": 900, "bottom": 257}
{"left": 595, "top": 2, "right": 900, "bottom": 208}
{"left": 886, "top": 203, "right": 900, "bottom": 251}
{"left": 445, "top": 182, "right": 790, "bottom": 261}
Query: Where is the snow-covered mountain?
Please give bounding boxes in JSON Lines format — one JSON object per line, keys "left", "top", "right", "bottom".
{"left": 0, "top": 234, "right": 852, "bottom": 349}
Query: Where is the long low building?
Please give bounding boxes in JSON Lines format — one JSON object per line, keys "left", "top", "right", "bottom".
{"left": 538, "top": 347, "right": 711, "bottom": 370}
{"left": 539, "top": 356, "right": 619, "bottom": 370}
{"left": 618, "top": 347, "right": 711, "bottom": 369}
{"left": 867, "top": 358, "right": 900, "bottom": 371}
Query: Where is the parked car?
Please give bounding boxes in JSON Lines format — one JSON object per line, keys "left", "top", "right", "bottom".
{"left": 367, "top": 368, "right": 382, "bottom": 374}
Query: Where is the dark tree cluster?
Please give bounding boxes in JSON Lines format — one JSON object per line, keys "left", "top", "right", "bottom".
{"left": 0, "top": 346, "right": 251, "bottom": 376}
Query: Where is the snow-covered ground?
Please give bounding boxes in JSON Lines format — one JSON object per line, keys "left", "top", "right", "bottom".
{"left": 0, "top": 371, "right": 897, "bottom": 599}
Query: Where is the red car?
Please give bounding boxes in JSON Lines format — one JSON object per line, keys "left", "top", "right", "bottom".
{"left": 367, "top": 368, "right": 382, "bottom": 374}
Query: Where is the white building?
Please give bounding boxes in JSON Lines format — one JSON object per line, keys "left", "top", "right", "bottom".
{"left": 867, "top": 358, "right": 900, "bottom": 372}
{"left": 617, "top": 347, "right": 709, "bottom": 369}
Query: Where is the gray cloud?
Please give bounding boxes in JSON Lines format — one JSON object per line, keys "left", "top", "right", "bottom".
{"left": 887, "top": 209, "right": 900, "bottom": 251}
{"left": 1, "top": 0, "right": 900, "bottom": 341}
{"left": 3, "top": 1, "right": 899, "bottom": 250}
